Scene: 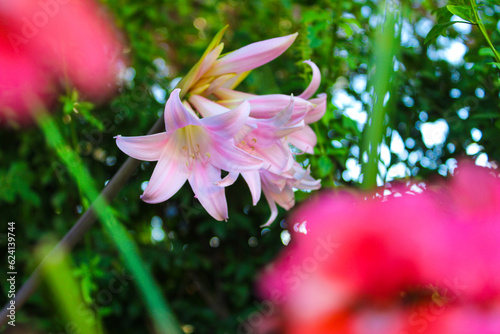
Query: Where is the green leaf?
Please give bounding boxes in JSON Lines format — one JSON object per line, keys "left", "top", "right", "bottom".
{"left": 424, "top": 21, "right": 466, "bottom": 44}
{"left": 446, "top": 5, "right": 475, "bottom": 23}
{"left": 479, "top": 47, "right": 495, "bottom": 57}
{"left": 490, "top": 62, "right": 500, "bottom": 69}
{"left": 317, "top": 156, "right": 334, "bottom": 178}
{"left": 339, "top": 22, "right": 353, "bottom": 37}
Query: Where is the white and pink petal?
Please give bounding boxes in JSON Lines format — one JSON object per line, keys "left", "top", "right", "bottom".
{"left": 115, "top": 132, "right": 169, "bottom": 161}
{"left": 188, "top": 162, "right": 228, "bottom": 221}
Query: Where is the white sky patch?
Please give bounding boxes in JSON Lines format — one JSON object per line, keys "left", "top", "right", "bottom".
{"left": 351, "top": 74, "right": 367, "bottom": 94}
{"left": 471, "top": 128, "right": 482, "bottom": 142}
{"left": 446, "top": 158, "right": 458, "bottom": 173}
{"left": 280, "top": 230, "right": 291, "bottom": 245}
{"left": 151, "top": 84, "right": 167, "bottom": 103}
{"left": 343, "top": 157, "right": 362, "bottom": 182}
{"left": 380, "top": 143, "right": 391, "bottom": 167}
{"left": 421, "top": 119, "right": 449, "bottom": 148}
{"left": 390, "top": 130, "right": 408, "bottom": 160}
{"left": 401, "top": 20, "right": 419, "bottom": 48}
{"left": 466, "top": 143, "right": 482, "bottom": 155}
{"left": 168, "top": 77, "right": 182, "bottom": 90}
{"left": 415, "top": 17, "right": 434, "bottom": 37}
{"left": 476, "top": 153, "right": 491, "bottom": 167}
{"left": 451, "top": 16, "right": 472, "bottom": 34}
{"left": 457, "top": 107, "right": 469, "bottom": 119}
{"left": 151, "top": 227, "right": 166, "bottom": 242}
{"left": 427, "top": 36, "right": 467, "bottom": 66}
{"left": 387, "top": 162, "right": 409, "bottom": 181}
{"left": 331, "top": 89, "right": 367, "bottom": 129}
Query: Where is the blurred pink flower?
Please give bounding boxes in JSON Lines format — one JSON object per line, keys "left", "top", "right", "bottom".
{"left": 254, "top": 161, "right": 500, "bottom": 333}
{"left": 0, "top": 0, "right": 124, "bottom": 125}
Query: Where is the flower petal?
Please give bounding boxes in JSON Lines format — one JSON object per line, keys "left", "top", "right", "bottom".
{"left": 201, "top": 101, "right": 251, "bottom": 139}
{"left": 234, "top": 123, "right": 257, "bottom": 144}
{"left": 256, "top": 143, "right": 294, "bottom": 174}
{"left": 261, "top": 186, "right": 278, "bottom": 227}
{"left": 115, "top": 132, "right": 169, "bottom": 161}
{"left": 299, "top": 60, "right": 321, "bottom": 100}
{"left": 205, "top": 33, "right": 298, "bottom": 77}
{"left": 205, "top": 73, "right": 236, "bottom": 96}
{"left": 189, "top": 94, "right": 230, "bottom": 117}
{"left": 195, "top": 43, "right": 224, "bottom": 83}
{"left": 239, "top": 94, "right": 312, "bottom": 120}
{"left": 141, "top": 138, "right": 190, "bottom": 203}
{"left": 217, "top": 171, "right": 240, "bottom": 187}
{"left": 214, "top": 87, "right": 256, "bottom": 100}
{"left": 305, "top": 93, "right": 327, "bottom": 124}
{"left": 164, "top": 88, "right": 201, "bottom": 132}
{"left": 272, "top": 183, "right": 295, "bottom": 210}
{"left": 256, "top": 96, "right": 294, "bottom": 128}
{"left": 176, "top": 25, "right": 227, "bottom": 96}
{"left": 221, "top": 70, "right": 251, "bottom": 90}
{"left": 188, "top": 162, "right": 228, "bottom": 221}
{"left": 274, "top": 122, "right": 305, "bottom": 140}
{"left": 210, "top": 138, "right": 263, "bottom": 172}
{"left": 242, "top": 170, "right": 262, "bottom": 205}
{"left": 286, "top": 125, "right": 317, "bottom": 154}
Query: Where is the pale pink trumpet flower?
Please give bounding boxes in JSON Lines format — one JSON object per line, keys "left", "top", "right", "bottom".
{"left": 190, "top": 93, "right": 321, "bottom": 225}
{"left": 117, "top": 30, "right": 325, "bottom": 223}
{"left": 115, "top": 89, "right": 262, "bottom": 221}
{"left": 176, "top": 27, "right": 298, "bottom": 98}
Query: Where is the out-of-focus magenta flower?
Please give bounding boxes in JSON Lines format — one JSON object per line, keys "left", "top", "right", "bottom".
{"left": 254, "top": 162, "right": 500, "bottom": 333}
{"left": 0, "top": 0, "right": 124, "bottom": 125}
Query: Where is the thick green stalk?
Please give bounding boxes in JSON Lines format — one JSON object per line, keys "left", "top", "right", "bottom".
{"left": 361, "top": 2, "right": 399, "bottom": 189}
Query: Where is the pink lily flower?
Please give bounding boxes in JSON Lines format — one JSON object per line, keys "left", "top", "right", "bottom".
{"left": 212, "top": 60, "right": 326, "bottom": 154}
{"left": 190, "top": 94, "right": 321, "bottom": 225}
{"left": 115, "top": 89, "right": 262, "bottom": 221}
{"left": 177, "top": 28, "right": 298, "bottom": 97}
{"left": 260, "top": 163, "right": 321, "bottom": 226}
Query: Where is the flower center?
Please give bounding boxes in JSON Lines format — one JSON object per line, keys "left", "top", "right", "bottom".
{"left": 178, "top": 125, "right": 211, "bottom": 168}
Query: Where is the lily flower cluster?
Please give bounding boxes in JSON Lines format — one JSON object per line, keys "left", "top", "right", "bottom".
{"left": 255, "top": 162, "right": 500, "bottom": 334}
{"left": 116, "top": 29, "right": 326, "bottom": 224}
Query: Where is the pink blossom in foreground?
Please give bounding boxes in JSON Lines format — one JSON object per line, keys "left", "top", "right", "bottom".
{"left": 254, "top": 162, "right": 500, "bottom": 333}
{"left": 0, "top": 0, "right": 124, "bottom": 125}
{"left": 116, "top": 89, "right": 262, "bottom": 221}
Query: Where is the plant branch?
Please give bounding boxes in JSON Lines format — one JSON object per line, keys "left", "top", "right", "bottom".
{"left": 470, "top": 0, "right": 500, "bottom": 63}
{"left": 0, "top": 114, "right": 168, "bottom": 330}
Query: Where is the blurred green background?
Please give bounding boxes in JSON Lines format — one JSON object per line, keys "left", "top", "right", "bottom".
{"left": 1, "top": 0, "right": 500, "bottom": 333}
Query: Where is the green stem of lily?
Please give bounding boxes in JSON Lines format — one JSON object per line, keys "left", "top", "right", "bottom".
{"left": 0, "top": 113, "right": 182, "bottom": 334}
{"left": 470, "top": 0, "right": 500, "bottom": 63}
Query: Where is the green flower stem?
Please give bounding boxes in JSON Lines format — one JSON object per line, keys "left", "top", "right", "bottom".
{"left": 0, "top": 114, "right": 181, "bottom": 334}
{"left": 470, "top": 0, "right": 500, "bottom": 63}
{"left": 361, "top": 2, "right": 399, "bottom": 189}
